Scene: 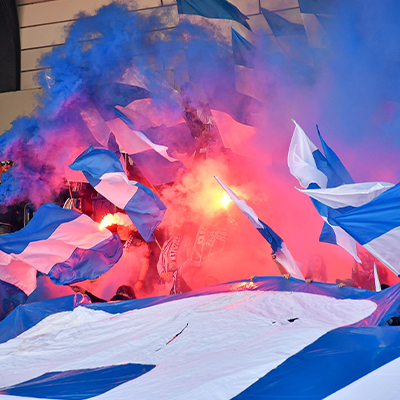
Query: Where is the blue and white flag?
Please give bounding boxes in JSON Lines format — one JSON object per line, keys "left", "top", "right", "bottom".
{"left": 69, "top": 146, "right": 166, "bottom": 242}
{"left": 288, "top": 120, "right": 352, "bottom": 189}
{"left": 215, "top": 176, "right": 304, "bottom": 280}
{"left": 1, "top": 278, "right": 400, "bottom": 399}
{"left": 108, "top": 105, "right": 186, "bottom": 186}
{"left": 288, "top": 120, "right": 360, "bottom": 261}
{"left": 333, "top": 182, "right": 400, "bottom": 277}
{"left": 0, "top": 203, "right": 123, "bottom": 286}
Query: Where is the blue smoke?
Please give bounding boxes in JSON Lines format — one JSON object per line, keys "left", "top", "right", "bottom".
{"left": 0, "top": 3, "right": 233, "bottom": 205}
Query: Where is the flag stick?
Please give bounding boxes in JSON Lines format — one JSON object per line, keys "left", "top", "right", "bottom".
{"left": 68, "top": 183, "right": 74, "bottom": 201}
{"left": 155, "top": 237, "right": 172, "bottom": 264}
{"left": 150, "top": 184, "right": 162, "bottom": 198}
{"left": 67, "top": 183, "right": 79, "bottom": 211}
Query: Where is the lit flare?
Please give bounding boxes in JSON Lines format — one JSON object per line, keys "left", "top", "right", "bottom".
{"left": 221, "top": 193, "right": 232, "bottom": 208}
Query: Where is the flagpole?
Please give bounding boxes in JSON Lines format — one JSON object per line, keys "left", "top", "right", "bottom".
{"left": 150, "top": 183, "right": 162, "bottom": 197}
{"left": 68, "top": 183, "right": 74, "bottom": 202}
{"left": 154, "top": 237, "right": 172, "bottom": 264}
{"left": 67, "top": 183, "right": 79, "bottom": 211}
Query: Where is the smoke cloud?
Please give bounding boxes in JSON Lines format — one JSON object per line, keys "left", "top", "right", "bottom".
{"left": 2, "top": 1, "right": 400, "bottom": 301}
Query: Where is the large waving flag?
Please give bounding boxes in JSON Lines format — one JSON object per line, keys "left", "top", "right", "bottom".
{"left": 0, "top": 203, "right": 123, "bottom": 287}
{"left": 69, "top": 146, "right": 166, "bottom": 242}
{"left": 177, "top": 0, "right": 250, "bottom": 30}
{"left": 1, "top": 278, "right": 400, "bottom": 398}
{"left": 288, "top": 120, "right": 360, "bottom": 261}
{"left": 215, "top": 176, "right": 304, "bottom": 280}
{"left": 333, "top": 182, "right": 400, "bottom": 277}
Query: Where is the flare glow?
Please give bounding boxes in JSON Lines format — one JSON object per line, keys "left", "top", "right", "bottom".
{"left": 99, "top": 212, "right": 132, "bottom": 229}
{"left": 221, "top": 193, "right": 232, "bottom": 208}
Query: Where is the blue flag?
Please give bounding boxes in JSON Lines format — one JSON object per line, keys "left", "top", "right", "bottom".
{"left": 261, "top": 8, "right": 306, "bottom": 37}
{"left": 232, "top": 28, "right": 255, "bottom": 68}
{"left": 177, "top": 0, "right": 250, "bottom": 30}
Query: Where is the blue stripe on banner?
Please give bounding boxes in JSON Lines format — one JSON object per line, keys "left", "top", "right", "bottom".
{"left": 333, "top": 182, "right": 400, "bottom": 245}
{"left": 232, "top": 326, "right": 400, "bottom": 400}
{"left": 47, "top": 234, "right": 123, "bottom": 285}
{"left": 0, "top": 204, "right": 81, "bottom": 255}
{"left": 0, "top": 363, "right": 155, "bottom": 399}
{"left": 0, "top": 280, "right": 27, "bottom": 321}
{"left": 125, "top": 183, "right": 166, "bottom": 241}
{"left": 0, "top": 294, "right": 89, "bottom": 344}
{"left": 69, "top": 146, "right": 124, "bottom": 179}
